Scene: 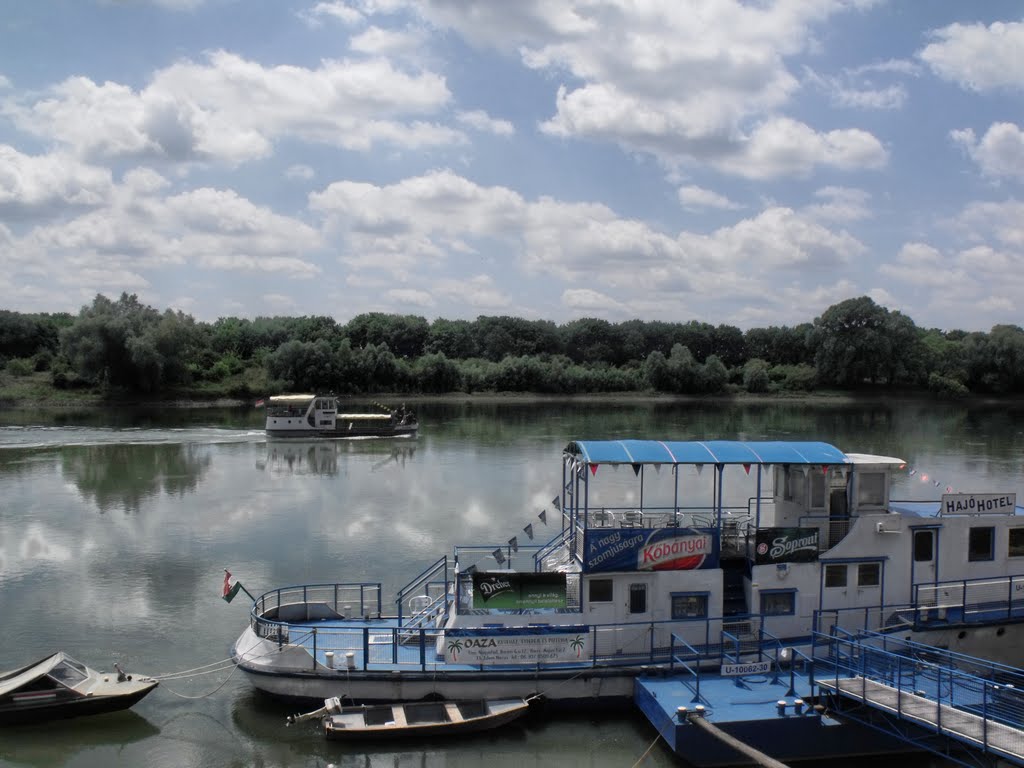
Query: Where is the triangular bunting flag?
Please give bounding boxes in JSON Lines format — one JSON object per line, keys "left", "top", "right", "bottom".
{"left": 632, "top": 463, "right": 641, "bottom": 476}
{"left": 508, "top": 536, "right": 518, "bottom": 553}
{"left": 552, "top": 496, "right": 561, "bottom": 511}
{"left": 590, "top": 464, "right": 598, "bottom": 476}
{"left": 493, "top": 548, "right": 506, "bottom": 565}
{"left": 653, "top": 464, "right": 661, "bottom": 473}
{"left": 523, "top": 523, "right": 534, "bottom": 540}
{"left": 743, "top": 463, "right": 751, "bottom": 475}
{"left": 822, "top": 465, "right": 829, "bottom": 475}
{"left": 539, "top": 509, "right": 547, "bottom": 524}
{"left": 695, "top": 464, "right": 703, "bottom": 475}
{"left": 464, "top": 564, "right": 477, "bottom": 575}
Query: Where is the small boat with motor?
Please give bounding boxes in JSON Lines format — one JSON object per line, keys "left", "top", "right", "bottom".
{"left": 261, "top": 394, "right": 417, "bottom": 439}
{"left": 0, "top": 652, "right": 158, "bottom": 725}
{"left": 286, "top": 696, "right": 531, "bottom": 740}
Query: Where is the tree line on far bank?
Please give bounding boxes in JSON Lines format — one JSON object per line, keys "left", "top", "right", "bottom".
{"left": 0, "top": 293, "right": 1021, "bottom": 400}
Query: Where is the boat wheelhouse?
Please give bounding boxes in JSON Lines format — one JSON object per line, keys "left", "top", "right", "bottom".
{"left": 231, "top": 439, "right": 1023, "bottom": 705}
{"left": 263, "top": 394, "right": 417, "bottom": 439}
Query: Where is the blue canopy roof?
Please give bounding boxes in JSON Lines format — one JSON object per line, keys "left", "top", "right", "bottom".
{"left": 565, "top": 440, "right": 848, "bottom": 466}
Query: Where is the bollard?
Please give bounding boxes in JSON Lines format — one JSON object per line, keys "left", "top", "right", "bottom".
{"left": 677, "top": 706, "right": 688, "bottom": 723}
{"left": 694, "top": 705, "right": 706, "bottom": 718}
{"left": 777, "top": 700, "right": 787, "bottom": 716}
{"left": 325, "top": 651, "right": 335, "bottom": 669}
{"left": 345, "top": 652, "right": 355, "bottom": 670}
{"left": 794, "top": 699, "right": 804, "bottom": 715}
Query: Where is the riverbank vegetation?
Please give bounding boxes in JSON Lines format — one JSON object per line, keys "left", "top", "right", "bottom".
{"left": 1, "top": 293, "right": 1021, "bottom": 404}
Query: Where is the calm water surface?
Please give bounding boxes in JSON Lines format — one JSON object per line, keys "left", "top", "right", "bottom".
{"left": 1, "top": 399, "right": 1022, "bottom": 768}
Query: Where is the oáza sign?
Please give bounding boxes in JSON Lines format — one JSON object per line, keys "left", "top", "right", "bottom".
{"left": 444, "top": 626, "right": 589, "bottom": 665}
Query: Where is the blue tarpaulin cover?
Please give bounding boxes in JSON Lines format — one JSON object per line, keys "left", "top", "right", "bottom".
{"left": 564, "top": 440, "right": 848, "bottom": 466}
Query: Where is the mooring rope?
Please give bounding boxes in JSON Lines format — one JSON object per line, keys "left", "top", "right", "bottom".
{"left": 629, "top": 731, "right": 664, "bottom": 767}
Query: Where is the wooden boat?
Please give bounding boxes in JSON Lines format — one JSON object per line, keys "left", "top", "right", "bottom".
{"left": 262, "top": 394, "right": 418, "bottom": 439}
{"left": 0, "top": 652, "right": 158, "bottom": 725}
{"left": 287, "top": 696, "right": 530, "bottom": 740}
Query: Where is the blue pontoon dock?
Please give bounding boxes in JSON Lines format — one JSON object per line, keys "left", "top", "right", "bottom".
{"left": 634, "top": 629, "right": 1024, "bottom": 767}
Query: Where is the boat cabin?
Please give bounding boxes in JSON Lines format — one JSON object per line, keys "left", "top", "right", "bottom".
{"left": 443, "top": 440, "right": 1022, "bottom": 657}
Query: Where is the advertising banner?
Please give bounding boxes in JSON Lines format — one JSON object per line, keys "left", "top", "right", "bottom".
{"left": 754, "top": 527, "right": 819, "bottom": 565}
{"left": 444, "top": 626, "right": 589, "bottom": 665}
{"left": 583, "top": 527, "right": 718, "bottom": 573}
{"left": 471, "top": 571, "right": 567, "bottom": 609}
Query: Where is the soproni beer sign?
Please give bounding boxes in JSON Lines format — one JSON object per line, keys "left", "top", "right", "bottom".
{"left": 444, "top": 626, "right": 589, "bottom": 665}
{"left": 753, "top": 527, "right": 819, "bottom": 565}
{"left": 583, "top": 527, "right": 718, "bottom": 573}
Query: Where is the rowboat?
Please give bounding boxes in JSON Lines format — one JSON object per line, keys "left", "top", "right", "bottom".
{"left": 0, "top": 652, "right": 158, "bottom": 725}
{"left": 287, "top": 696, "right": 530, "bottom": 740}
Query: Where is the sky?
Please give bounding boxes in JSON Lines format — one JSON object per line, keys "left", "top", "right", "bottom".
{"left": 1, "top": 1, "right": 1022, "bottom": 332}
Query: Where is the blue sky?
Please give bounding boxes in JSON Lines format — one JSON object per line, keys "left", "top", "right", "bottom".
{"left": 1, "top": 1, "right": 1022, "bottom": 332}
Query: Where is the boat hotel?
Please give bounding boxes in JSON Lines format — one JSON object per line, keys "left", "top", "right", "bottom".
{"left": 232, "top": 439, "right": 1024, "bottom": 708}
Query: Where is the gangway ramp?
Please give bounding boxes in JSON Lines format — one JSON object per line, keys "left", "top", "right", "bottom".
{"left": 819, "top": 629, "right": 1024, "bottom": 766}
{"left": 819, "top": 676, "right": 1024, "bottom": 764}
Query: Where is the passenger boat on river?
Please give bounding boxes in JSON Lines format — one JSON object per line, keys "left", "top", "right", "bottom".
{"left": 231, "top": 439, "right": 1022, "bottom": 706}
{"left": 262, "top": 394, "right": 417, "bottom": 439}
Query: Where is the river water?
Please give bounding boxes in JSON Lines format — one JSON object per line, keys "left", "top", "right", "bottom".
{"left": 1, "top": 398, "right": 1022, "bottom": 768}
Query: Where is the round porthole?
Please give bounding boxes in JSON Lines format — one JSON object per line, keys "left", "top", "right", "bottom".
{"left": 997, "top": 627, "right": 1006, "bottom": 636}
{"left": 957, "top": 631, "right": 967, "bottom": 640}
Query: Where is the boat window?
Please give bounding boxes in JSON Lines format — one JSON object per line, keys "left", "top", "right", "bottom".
{"left": 588, "top": 579, "right": 613, "bottom": 603}
{"left": 790, "top": 471, "right": 806, "bottom": 506}
{"left": 671, "top": 593, "right": 708, "bottom": 619}
{"left": 857, "top": 562, "right": 881, "bottom": 587}
{"left": 824, "top": 564, "right": 847, "bottom": 588}
{"left": 628, "top": 583, "right": 647, "bottom": 614}
{"left": 1010, "top": 528, "right": 1024, "bottom": 558}
{"left": 856, "top": 472, "right": 886, "bottom": 507}
{"left": 48, "top": 660, "right": 88, "bottom": 686}
{"left": 913, "top": 530, "right": 935, "bottom": 562}
{"left": 809, "top": 472, "right": 826, "bottom": 509}
{"left": 968, "top": 527, "right": 995, "bottom": 561}
{"left": 760, "top": 590, "right": 795, "bottom": 616}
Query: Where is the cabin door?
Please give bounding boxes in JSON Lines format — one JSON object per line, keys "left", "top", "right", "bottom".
{"left": 910, "top": 528, "right": 938, "bottom": 597}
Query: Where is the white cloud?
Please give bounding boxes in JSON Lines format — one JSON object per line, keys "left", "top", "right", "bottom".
{"left": 803, "top": 186, "right": 871, "bottom": 223}
{"left": 420, "top": 1, "right": 884, "bottom": 178}
{"left": 678, "top": 185, "right": 741, "bottom": 211}
{"left": 386, "top": 287, "right": 435, "bottom": 307}
{"left": 562, "top": 288, "right": 628, "bottom": 316}
{"left": 434, "top": 274, "right": 510, "bottom": 309}
{"left": 2, "top": 51, "right": 459, "bottom": 166}
{"left": 286, "top": 164, "right": 316, "bottom": 181}
{"left": 457, "top": 110, "right": 515, "bottom": 136}
{"left": 952, "top": 123, "right": 1024, "bottom": 180}
{"left": 919, "top": 20, "right": 1024, "bottom": 92}
{"left": 0, "top": 145, "right": 113, "bottom": 219}
{"left": 350, "top": 25, "right": 426, "bottom": 57}
{"left": 804, "top": 63, "right": 910, "bottom": 110}
{"left": 716, "top": 118, "right": 887, "bottom": 179}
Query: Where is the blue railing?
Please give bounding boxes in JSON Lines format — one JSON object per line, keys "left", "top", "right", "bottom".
{"left": 817, "top": 629, "right": 1024, "bottom": 761}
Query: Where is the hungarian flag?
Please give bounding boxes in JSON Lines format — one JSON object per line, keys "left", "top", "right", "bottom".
{"left": 222, "top": 570, "right": 242, "bottom": 603}
{"left": 254, "top": 399, "right": 265, "bottom": 408}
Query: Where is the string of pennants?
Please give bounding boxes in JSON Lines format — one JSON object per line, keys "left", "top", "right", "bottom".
{"left": 490, "top": 495, "right": 559, "bottom": 565}
{"left": 907, "top": 467, "right": 957, "bottom": 494}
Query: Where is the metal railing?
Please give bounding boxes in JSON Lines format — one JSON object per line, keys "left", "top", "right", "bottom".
{"left": 818, "top": 628, "right": 1024, "bottom": 761}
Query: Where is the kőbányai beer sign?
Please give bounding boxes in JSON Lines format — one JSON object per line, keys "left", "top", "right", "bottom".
{"left": 754, "top": 527, "right": 819, "bottom": 565}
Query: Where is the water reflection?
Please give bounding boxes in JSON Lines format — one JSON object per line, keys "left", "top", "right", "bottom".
{"left": 61, "top": 443, "right": 213, "bottom": 513}
{"left": 256, "top": 441, "right": 417, "bottom": 476}
{"left": 0, "top": 710, "right": 160, "bottom": 766}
